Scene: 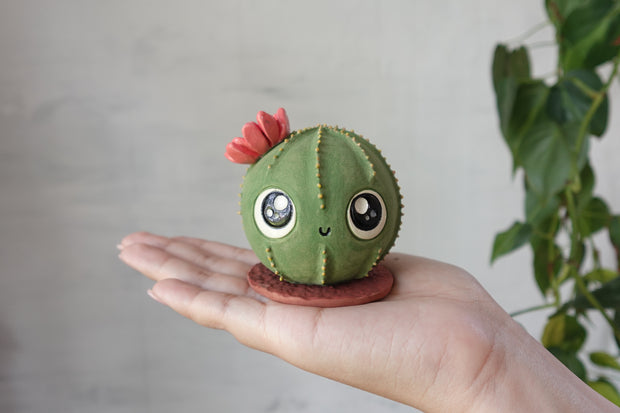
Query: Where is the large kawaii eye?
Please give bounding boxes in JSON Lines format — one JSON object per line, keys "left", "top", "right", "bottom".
{"left": 347, "top": 190, "right": 386, "bottom": 240}
{"left": 254, "top": 188, "right": 296, "bottom": 238}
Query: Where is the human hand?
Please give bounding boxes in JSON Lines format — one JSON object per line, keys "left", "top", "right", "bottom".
{"left": 118, "top": 232, "right": 619, "bottom": 413}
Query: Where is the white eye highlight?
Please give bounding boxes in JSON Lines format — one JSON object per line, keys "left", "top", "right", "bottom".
{"left": 254, "top": 188, "right": 296, "bottom": 238}
{"left": 354, "top": 197, "right": 369, "bottom": 215}
{"left": 273, "top": 194, "right": 289, "bottom": 211}
{"left": 347, "top": 190, "right": 386, "bottom": 240}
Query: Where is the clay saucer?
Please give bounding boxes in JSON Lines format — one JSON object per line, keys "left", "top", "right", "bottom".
{"left": 247, "top": 263, "right": 394, "bottom": 307}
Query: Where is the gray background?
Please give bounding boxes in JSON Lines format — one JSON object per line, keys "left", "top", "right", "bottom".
{"left": 1, "top": 1, "right": 619, "bottom": 412}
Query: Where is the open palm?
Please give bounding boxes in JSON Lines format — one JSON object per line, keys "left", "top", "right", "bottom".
{"left": 118, "top": 231, "right": 512, "bottom": 412}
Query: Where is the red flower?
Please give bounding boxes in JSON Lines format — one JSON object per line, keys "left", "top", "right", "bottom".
{"left": 225, "top": 108, "right": 290, "bottom": 164}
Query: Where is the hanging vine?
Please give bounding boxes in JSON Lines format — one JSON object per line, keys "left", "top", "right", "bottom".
{"left": 491, "top": 0, "right": 620, "bottom": 404}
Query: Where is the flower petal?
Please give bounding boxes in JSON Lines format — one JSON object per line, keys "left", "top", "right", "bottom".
{"left": 225, "top": 138, "right": 259, "bottom": 164}
{"left": 274, "top": 108, "right": 290, "bottom": 141}
{"left": 224, "top": 108, "right": 292, "bottom": 164}
{"left": 256, "top": 111, "right": 281, "bottom": 146}
{"left": 242, "top": 122, "right": 271, "bottom": 154}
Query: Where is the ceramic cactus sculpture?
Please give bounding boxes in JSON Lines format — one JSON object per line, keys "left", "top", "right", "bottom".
{"left": 226, "top": 108, "right": 402, "bottom": 290}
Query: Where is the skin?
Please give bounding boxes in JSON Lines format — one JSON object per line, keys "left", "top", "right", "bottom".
{"left": 119, "top": 231, "right": 620, "bottom": 413}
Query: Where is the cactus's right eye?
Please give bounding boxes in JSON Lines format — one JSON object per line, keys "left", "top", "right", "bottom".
{"left": 254, "top": 189, "right": 296, "bottom": 238}
{"left": 347, "top": 190, "right": 386, "bottom": 240}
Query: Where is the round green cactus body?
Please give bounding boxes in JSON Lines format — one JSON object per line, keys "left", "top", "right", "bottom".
{"left": 240, "top": 125, "right": 402, "bottom": 285}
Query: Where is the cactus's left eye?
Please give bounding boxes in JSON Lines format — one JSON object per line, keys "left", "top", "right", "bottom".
{"left": 254, "top": 188, "right": 296, "bottom": 238}
{"left": 347, "top": 190, "right": 386, "bottom": 240}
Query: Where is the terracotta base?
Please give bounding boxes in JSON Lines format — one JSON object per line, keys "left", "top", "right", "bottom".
{"left": 247, "top": 263, "right": 394, "bottom": 307}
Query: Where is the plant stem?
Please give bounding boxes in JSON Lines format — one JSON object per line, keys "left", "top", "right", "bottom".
{"left": 510, "top": 302, "right": 557, "bottom": 318}
{"left": 528, "top": 40, "right": 556, "bottom": 49}
{"left": 508, "top": 21, "right": 551, "bottom": 45}
{"left": 571, "top": 270, "right": 620, "bottom": 342}
{"left": 589, "top": 238, "right": 602, "bottom": 270}
{"left": 565, "top": 188, "right": 620, "bottom": 341}
{"left": 574, "top": 55, "right": 620, "bottom": 158}
{"left": 549, "top": 213, "right": 562, "bottom": 305}
{"left": 565, "top": 188, "right": 581, "bottom": 263}
{"left": 556, "top": 262, "right": 572, "bottom": 286}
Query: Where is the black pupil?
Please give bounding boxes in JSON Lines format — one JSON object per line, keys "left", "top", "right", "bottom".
{"left": 262, "top": 191, "right": 292, "bottom": 228}
{"left": 350, "top": 193, "right": 382, "bottom": 231}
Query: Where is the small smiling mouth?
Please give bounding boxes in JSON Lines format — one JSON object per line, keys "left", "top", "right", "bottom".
{"left": 319, "top": 227, "right": 331, "bottom": 237}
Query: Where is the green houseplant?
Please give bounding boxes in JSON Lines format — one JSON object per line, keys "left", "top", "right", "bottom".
{"left": 491, "top": 0, "right": 620, "bottom": 404}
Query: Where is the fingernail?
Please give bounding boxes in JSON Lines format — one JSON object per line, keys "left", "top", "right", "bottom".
{"left": 117, "top": 243, "right": 124, "bottom": 251}
{"left": 147, "top": 289, "right": 167, "bottom": 306}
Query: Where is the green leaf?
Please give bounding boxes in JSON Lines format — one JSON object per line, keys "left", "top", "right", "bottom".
{"left": 518, "top": 119, "right": 574, "bottom": 197}
{"left": 492, "top": 44, "right": 531, "bottom": 92}
{"left": 505, "top": 81, "right": 550, "bottom": 169}
{"left": 530, "top": 218, "right": 562, "bottom": 296}
{"left": 610, "top": 215, "right": 620, "bottom": 249}
{"left": 491, "top": 221, "right": 532, "bottom": 263}
{"left": 575, "top": 163, "right": 595, "bottom": 210}
{"left": 588, "top": 378, "right": 620, "bottom": 406}
{"left": 492, "top": 45, "right": 534, "bottom": 162}
{"left": 495, "top": 78, "right": 519, "bottom": 140}
{"left": 560, "top": 0, "right": 620, "bottom": 70}
{"left": 546, "top": 70, "right": 609, "bottom": 137}
{"left": 548, "top": 346, "right": 587, "bottom": 380}
{"left": 546, "top": 85, "right": 568, "bottom": 123}
{"left": 542, "top": 314, "right": 587, "bottom": 352}
{"left": 532, "top": 243, "right": 563, "bottom": 295}
{"left": 525, "top": 181, "right": 561, "bottom": 226}
{"left": 578, "top": 197, "right": 611, "bottom": 237}
{"left": 614, "top": 310, "right": 620, "bottom": 351}
{"left": 562, "top": 0, "right": 613, "bottom": 42}
{"left": 590, "top": 351, "right": 620, "bottom": 370}
{"left": 585, "top": 268, "right": 619, "bottom": 283}
{"left": 569, "top": 241, "right": 586, "bottom": 271}
{"left": 545, "top": 0, "right": 594, "bottom": 27}
{"left": 568, "top": 71, "right": 609, "bottom": 137}
{"left": 519, "top": 118, "right": 590, "bottom": 201}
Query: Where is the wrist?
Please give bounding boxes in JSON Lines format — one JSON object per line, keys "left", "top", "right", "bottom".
{"left": 470, "top": 318, "right": 618, "bottom": 413}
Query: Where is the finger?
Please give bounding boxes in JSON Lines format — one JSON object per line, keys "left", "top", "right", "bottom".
{"left": 151, "top": 278, "right": 274, "bottom": 351}
{"left": 172, "top": 236, "right": 258, "bottom": 266}
{"left": 120, "top": 232, "right": 255, "bottom": 277}
{"left": 120, "top": 231, "right": 170, "bottom": 249}
{"left": 119, "top": 243, "right": 255, "bottom": 297}
{"left": 165, "top": 239, "right": 253, "bottom": 278}
{"left": 155, "top": 237, "right": 254, "bottom": 278}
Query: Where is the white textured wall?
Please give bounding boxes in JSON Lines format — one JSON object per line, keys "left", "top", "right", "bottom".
{"left": 1, "top": 1, "right": 619, "bottom": 412}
